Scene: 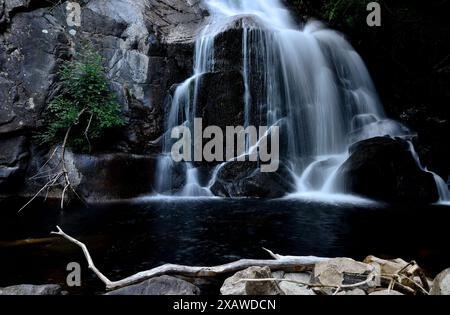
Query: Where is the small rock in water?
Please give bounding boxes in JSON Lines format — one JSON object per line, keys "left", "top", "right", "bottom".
{"left": 220, "top": 266, "right": 284, "bottom": 295}
{"left": 430, "top": 268, "right": 450, "bottom": 295}
{"left": 0, "top": 284, "right": 62, "bottom": 295}
{"left": 105, "top": 276, "right": 200, "bottom": 295}
{"left": 369, "top": 290, "right": 404, "bottom": 295}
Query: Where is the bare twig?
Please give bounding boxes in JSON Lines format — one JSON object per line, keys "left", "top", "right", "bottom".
{"left": 20, "top": 108, "right": 87, "bottom": 213}
{"left": 84, "top": 111, "right": 94, "bottom": 153}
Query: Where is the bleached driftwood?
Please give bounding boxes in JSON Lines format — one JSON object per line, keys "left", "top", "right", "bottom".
{"left": 51, "top": 226, "right": 330, "bottom": 291}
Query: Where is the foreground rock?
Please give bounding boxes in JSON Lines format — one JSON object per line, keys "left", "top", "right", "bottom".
{"left": 313, "top": 258, "right": 378, "bottom": 294}
{"left": 0, "top": 284, "right": 62, "bottom": 295}
{"left": 211, "top": 160, "right": 296, "bottom": 198}
{"left": 106, "top": 276, "right": 200, "bottom": 295}
{"left": 430, "top": 268, "right": 450, "bottom": 295}
{"left": 276, "top": 273, "right": 316, "bottom": 295}
{"left": 337, "top": 137, "right": 439, "bottom": 204}
{"left": 220, "top": 267, "right": 284, "bottom": 295}
{"left": 369, "top": 290, "right": 404, "bottom": 296}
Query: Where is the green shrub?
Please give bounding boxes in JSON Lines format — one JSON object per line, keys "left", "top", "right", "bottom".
{"left": 37, "top": 43, "right": 124, "bottom": 152}
{"left": 322, "top": 0, "right": 369, "bottom": 28}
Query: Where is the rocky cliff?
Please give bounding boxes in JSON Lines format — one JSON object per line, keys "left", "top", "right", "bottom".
{"left": 0, "top": 0, "right": 207, "bottom": 195}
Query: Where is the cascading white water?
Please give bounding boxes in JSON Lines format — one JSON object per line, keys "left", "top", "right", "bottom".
{"left": 154, "top": 0, "right": 449, "bottom": 202}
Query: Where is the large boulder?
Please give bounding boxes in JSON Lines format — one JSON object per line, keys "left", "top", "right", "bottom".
{"left": 105, "top": 276, "right": 200, "bottom": 295}
{"left": 336, "top": 137, "right": 439, "bottom": 204}
{"left": 210, "top": 160, "right": 296, "bottom": 198}
{"left": 220, "top": 266, "right": 284, "bottom": 295}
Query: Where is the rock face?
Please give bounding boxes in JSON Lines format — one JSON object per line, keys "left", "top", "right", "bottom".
{"left": 105, "top": 275, "right": 200, "bottom": 295}
{"left": 211, "top": 160, "right": 297, "bottom": 198}
{"left": 0, "top": 284, "right": 62, "bottom": 295}
{"left": 0, "top": 0, "right": 206, "bottom": 197}
{"left": 430, "top": 268, "right": 450, "bottom": 295}
{"left": 196, "top": 71, "right": 246, "bottom": 129}
{"left": 220, "top": 266, "right": 284, "bottom": 295}
{"left": 337, "top": 137, "right": 439, "bottom": 204}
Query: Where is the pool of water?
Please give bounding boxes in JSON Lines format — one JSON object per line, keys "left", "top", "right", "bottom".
{"left": 0, "top": 197, "right": 449, "bottom": 294}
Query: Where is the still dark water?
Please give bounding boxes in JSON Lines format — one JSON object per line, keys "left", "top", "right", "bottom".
{"left": 0, "top": 197, "right": 449, "bottom": 294}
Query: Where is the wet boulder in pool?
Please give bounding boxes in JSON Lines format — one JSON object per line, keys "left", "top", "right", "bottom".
{"left": 336, "top": 137, "right": 439, "bottom": 204}
{"left": 210, "top": 159, "right": 296, "bottom": 198}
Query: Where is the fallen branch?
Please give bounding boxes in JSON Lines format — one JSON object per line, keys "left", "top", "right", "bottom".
{"left": 51, "top": 226, "right": 330, "bottom": 291}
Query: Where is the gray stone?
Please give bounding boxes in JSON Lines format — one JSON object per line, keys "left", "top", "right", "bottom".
{"left": 220, "top": 266, "right": 284, "bottom": 295}
{"left": 337, "top": 288, "right": 366, "bottom": 295}
{"left": 314, "top": 258, "right": 376, "bottom": 288}
{"left": 430, "top": 268, "right": 450, "bottom": 295}
{"left": 369, "top": 290, "right": 404, "bottom": 296}
{"left": 105, "top": 276, "right": 200, "bottom": 295}
{"left": 277, "top": 272, "right": 315, "bottom": 295}
{"left": 0, "top": 284, "right": 62, "bottom": 295}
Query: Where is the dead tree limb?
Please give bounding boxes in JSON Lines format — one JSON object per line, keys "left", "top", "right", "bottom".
{"left": 19, "top": 109, "right": 87, "bottom": 213}
{"left": 51, "top": 226, "right": 330, "bottom": 291}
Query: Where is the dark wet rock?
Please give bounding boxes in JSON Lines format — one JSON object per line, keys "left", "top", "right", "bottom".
{"left": 0, "top": 284, "right": 62, "bottom": 295}
{"left": 71, "top": 152, "right": 158, "bottom": 201}
{"left": 105, "top": 275, "right": 200, "bottom": 295}
{"left": 210, "top": 160, "right": 296, "bottom": 198}
{"left": 0, "top": 135, "right": 28, "bottom": 192}
{"left": 337, "top": 137, "right": 439, "bottom": 204}
{"left": 196, "top": 70, "right": 246, "bottom": 129}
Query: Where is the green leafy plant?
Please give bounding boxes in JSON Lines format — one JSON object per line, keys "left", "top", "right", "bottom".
{"left": 37, "top": 43, "right": 124, "bottom": 152}
{"left": 322, "top": 0, "right": 369, "bottom": 28}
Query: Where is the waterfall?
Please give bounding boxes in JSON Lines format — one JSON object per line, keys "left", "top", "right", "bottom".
{"left": 154, "top": 0, "right": 448, "bottom": 202}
